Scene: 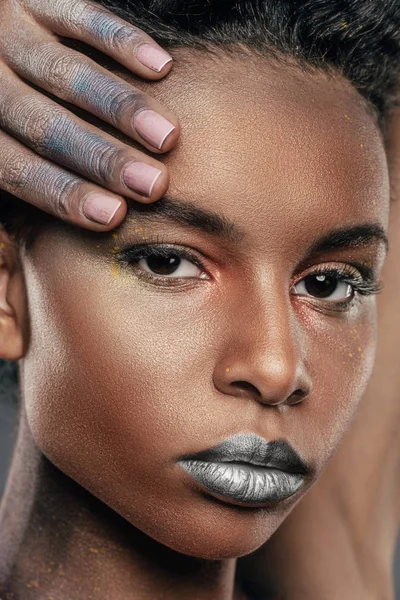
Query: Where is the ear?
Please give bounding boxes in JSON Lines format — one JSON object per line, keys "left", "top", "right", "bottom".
{"left": 0, "top": 226, "right": 28, "bottom": 361}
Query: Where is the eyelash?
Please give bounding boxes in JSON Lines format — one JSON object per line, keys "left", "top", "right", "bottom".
{"left": 118, "top": 243, "right": 207, "bottom": 284}
{"left": 292, "top": 264, "right": 383, "bottom": 310}
{"left": 117, "top": 243, "right": 383, "bottom": 306}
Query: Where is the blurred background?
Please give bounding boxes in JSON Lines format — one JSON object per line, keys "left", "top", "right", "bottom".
{"left": 1, "top": 361, "right": 399, "bottom": 596}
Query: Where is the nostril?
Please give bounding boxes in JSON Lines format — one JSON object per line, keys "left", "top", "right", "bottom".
{"left": 287, "top": 389, "right": 306, "bottom": 406}
{"left": 230, "top": 383, "right": 307, "bottom": 406}
{"left": 231, "top": 380, "right": 261, "bottom": 398}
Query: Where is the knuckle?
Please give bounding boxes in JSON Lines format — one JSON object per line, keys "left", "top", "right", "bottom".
{"left": 49, "top": 172, "right": 81, "bottom": 218}
{"left": 88, "top": 144, "right": 120, "bottom": 185}
{"left": 0, "top": 153, "right": 29, "bottom": 195}
{"left": 101, "top": 23, "right": 142, "bottom": 52}
{"left": 26, "top": 113, "right": 53, "bottom": 153}
{"left": 103, "top": 87, "right": 141, "bottom": 125}
{"left": 76, "top": 3, "right": 142, "bottom": 49}
{"left": 58, "top": 0, "right": 91, "bottom": 32}
{"left": 26, "top": 108, "right": 70, "bottom": 155}
{"left": 43, "top": 51, "right": 81, "bottom": 96}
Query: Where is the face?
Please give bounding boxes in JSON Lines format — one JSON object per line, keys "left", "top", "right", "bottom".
{"left": 17, "top": 54, "right": 389, "bottom": 559}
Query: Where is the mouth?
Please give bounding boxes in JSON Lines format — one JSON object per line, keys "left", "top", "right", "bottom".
{"left": 178, "top": 433, "right": 312, "bottom": 507}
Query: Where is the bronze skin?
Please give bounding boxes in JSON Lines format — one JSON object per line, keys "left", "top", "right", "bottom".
{"left": 0, "top": 53, "right": 390, "bottom": 598}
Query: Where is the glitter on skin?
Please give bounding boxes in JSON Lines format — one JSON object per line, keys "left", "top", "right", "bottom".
{"left": 111, "top": 263, "right": 120, "bottom": 278}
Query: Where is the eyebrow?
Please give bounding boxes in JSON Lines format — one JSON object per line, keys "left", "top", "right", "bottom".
{"left": 128, "top": 196, "right": 389, "bottom": 254}
{"left": 306, "top": 224, "right": 389, "bottom": 256}
{"left": 128, "top": 196, "right": 243, "bottom": 242}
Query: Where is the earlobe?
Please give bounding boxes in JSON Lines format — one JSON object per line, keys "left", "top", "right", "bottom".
{"left": 0, "top": 231, "right": 27, "bottom": 361}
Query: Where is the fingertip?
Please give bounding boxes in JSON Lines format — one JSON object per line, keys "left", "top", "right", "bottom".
{"left": 159, "top": 119, "right": 181, "bottom": 152}
{"left": 128, "top": 168, "right": 169, "bottom": 205}
{"left": 145, "top": 165, "right": 170, "bottom": 203}
{"left": 132, "top": 109, "right": 180, "bottom": 153}
{"left": 138, "top": 57, "right": 174, "bottom": 82}
{"left": 105, "top": 197, "right": 128, "bottom": 228}
{"left": 157, "top": 56, "right": 174, "bottom": 76}
{"left": 134, "top": 43, "right": 173, "bottom": 78}
{"left": 81, "top": 193, "right": 127, "bottom": 230}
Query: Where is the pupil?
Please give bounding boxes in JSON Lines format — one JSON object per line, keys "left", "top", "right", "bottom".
{"left": 305, "top": 274, "right": 337, "bottom": 298}
{"left": 147, "top": 255, "right": 181, "bottom": 275}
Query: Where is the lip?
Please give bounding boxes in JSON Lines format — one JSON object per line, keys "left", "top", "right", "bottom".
{"left": 178, "top": 433, "right": 312, "bottom": 507}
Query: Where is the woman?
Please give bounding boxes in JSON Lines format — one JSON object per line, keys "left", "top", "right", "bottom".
{"left": 0, "top": 1, "right": 399, "bottom": 598}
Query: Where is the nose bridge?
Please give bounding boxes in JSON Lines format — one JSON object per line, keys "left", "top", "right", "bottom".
{"left": 250, "top": 291, "right": 302, "bottom": 371}
{"left": 218, "top": 279, "right": 310, "bottom": 405}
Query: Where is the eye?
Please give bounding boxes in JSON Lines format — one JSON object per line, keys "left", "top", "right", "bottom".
{"left": 138, "top": 253, "right": 203, "bottom": 278}
{"left": 293, "top": 272, "right": 353, "bottom": 302}
{"left": 118, "top": 244, "right": 210, "bottom": 284}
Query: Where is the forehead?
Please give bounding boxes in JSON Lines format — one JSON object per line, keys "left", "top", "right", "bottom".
{"left": 133, "top": 53, "right": 389, "bottom": 242}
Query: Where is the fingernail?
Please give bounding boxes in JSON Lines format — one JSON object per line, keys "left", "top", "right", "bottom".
{"left": 135, "top": 43, "right": 172, "bottom": 72}
{"left": 82, "top": 194, "right": 122, "bottom": 225}
{"left": 133, "top": 109, "right": 175, "bottom": 150}
{"left": 123, "top": 162, "right": 162, "bottom": 197}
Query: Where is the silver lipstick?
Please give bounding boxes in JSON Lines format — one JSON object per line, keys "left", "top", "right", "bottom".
{"left": 178, "top": 433, "right": 311, "bottom": 506}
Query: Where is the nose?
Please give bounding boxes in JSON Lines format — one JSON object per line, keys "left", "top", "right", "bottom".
{"left": 213, "top": 293, "right": 312, "bottom": 408}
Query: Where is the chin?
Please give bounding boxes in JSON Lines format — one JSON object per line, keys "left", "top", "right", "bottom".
{"left": 124, "top": 496, "right": 297, "bottom": 560}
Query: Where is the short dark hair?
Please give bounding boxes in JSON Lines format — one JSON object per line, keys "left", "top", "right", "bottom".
{"left": 98, "top": 0, "right": 400, "bottom": 122}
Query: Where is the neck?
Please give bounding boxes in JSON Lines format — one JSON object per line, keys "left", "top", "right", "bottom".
{"left": 0, "top": 409, "right": 240, "bottom": 600}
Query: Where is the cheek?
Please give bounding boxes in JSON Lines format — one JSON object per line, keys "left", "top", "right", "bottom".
{"left": 292, "top": 301, "right": 377, "bottom": 468}
{"left": 22, "top": 259, "right": 213, "bottom": 454}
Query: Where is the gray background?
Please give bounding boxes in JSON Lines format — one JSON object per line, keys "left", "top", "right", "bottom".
{"left": 1, "top": 388, "right": 399, "bottom": 596}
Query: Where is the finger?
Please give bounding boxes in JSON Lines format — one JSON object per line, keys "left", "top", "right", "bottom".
{"left": 0, "top": 128, "right": 127, "bottom": 230}
{"left": 0, "top": 73, "right": 170, "bottom": 202}
{"left": 2, "top": 31, "right": 179, "bottom": 154}
{"left": 4, "top": 37, "right": 179, "bottom": 154}
{"left": 25, "top": 0, "right": 173, "bottom": 78}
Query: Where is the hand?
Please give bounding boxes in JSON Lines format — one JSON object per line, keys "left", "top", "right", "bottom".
{"left": 0, "top": 0, "right": 180, "bottom": 230}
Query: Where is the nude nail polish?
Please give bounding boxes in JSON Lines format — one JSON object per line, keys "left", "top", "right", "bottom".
{"left": 133, "top": 109, "right": 175, "bottom": 150}
{"left": 123, "top": 162, "right": 162, "bottom": 197}
{"left": 83, "top": 194, "right": 122, "bottom": 225}
{"left": 135, "top": 43, "right": 173, "bottom": 72}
